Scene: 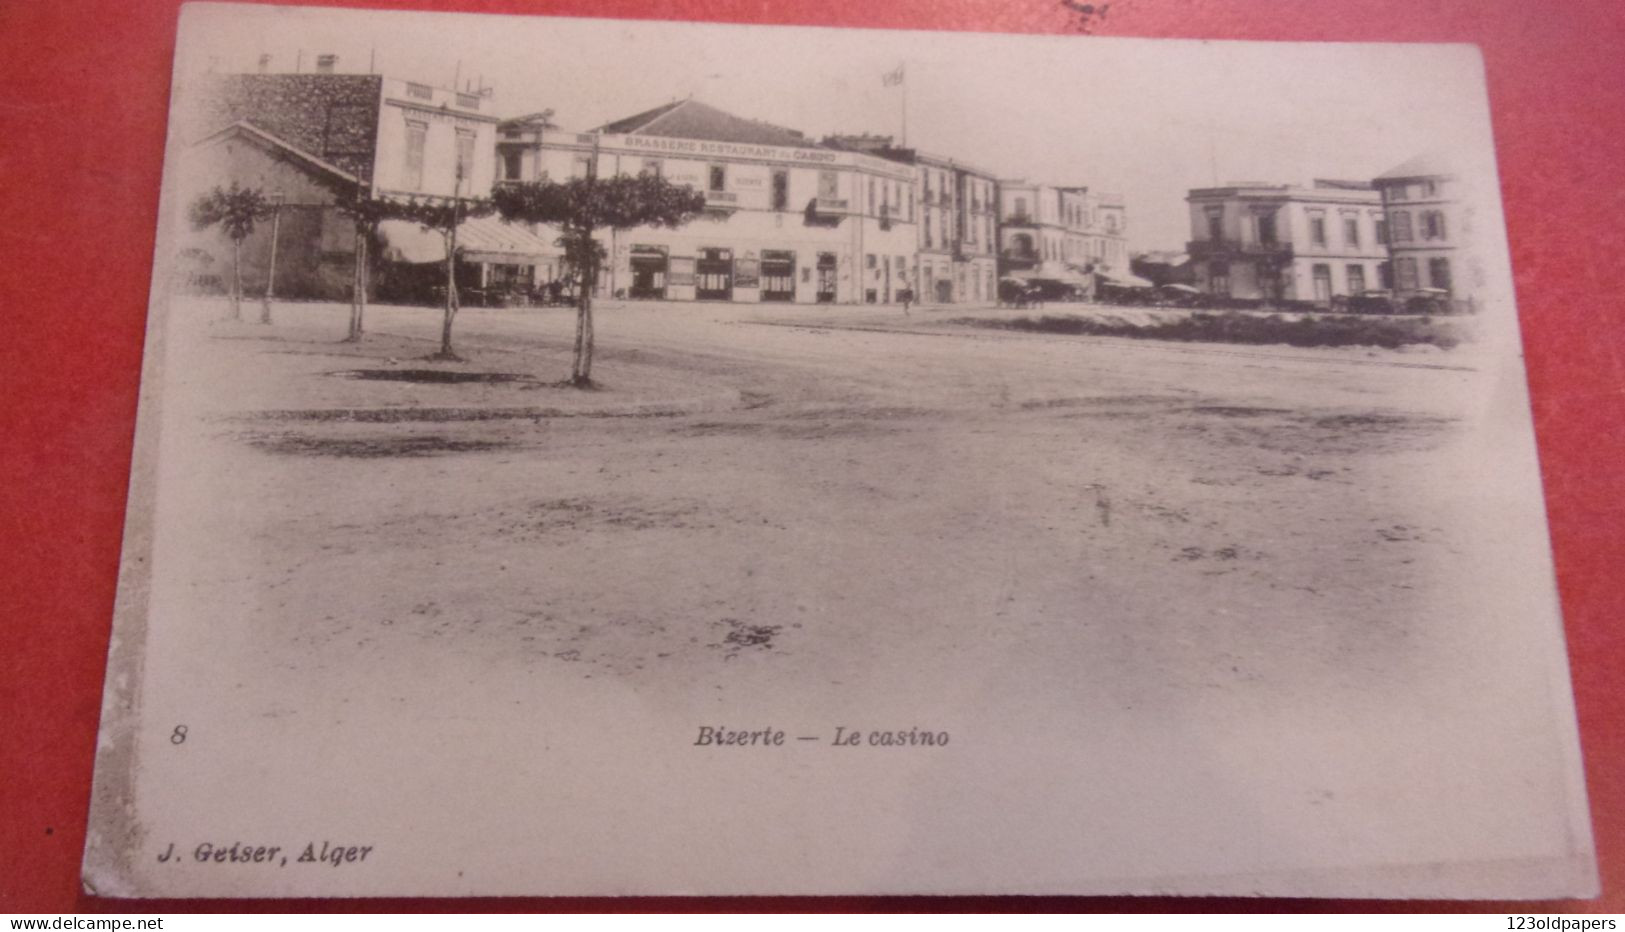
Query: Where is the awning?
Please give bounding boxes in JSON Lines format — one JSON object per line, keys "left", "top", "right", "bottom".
{"left": 1031, "top": 263, "right": 1091, "bottom": 287}
{"left": 1159, "top": 283, "right": 1201, "bottom": 294}
{"left": 1097, "top": 268, "right": 1155, "bottom": 288}
{"left": 457, "top": 216, "right": 563, "bottom": 265}
{"left": 376, "top": 217, "right": 562, "bottom": 265}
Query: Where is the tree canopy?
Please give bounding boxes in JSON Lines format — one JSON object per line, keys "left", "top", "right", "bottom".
{"left": 189, "top": 182, "right": 273, "bottom": 242}
{"left": 492, "top": 174, "right": 709, "bottom": 233}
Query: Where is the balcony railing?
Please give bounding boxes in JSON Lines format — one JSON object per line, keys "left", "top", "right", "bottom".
{"left": 1005, "top": 213, "right": 1035, "bottom": 226}
{"left": 814, "top": 197, "right": 850, "bottom": 212}
{"left": 1186, "top": 238, "right": 1293, "bottom": 259}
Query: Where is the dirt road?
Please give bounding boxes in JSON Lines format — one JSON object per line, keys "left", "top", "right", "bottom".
{"left": 121, "top": 299, "right": 1581, "bottom": 896}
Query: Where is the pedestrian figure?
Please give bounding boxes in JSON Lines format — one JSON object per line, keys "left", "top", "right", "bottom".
{"left": 902, "top": 287, "right": 912, "bottom": 316}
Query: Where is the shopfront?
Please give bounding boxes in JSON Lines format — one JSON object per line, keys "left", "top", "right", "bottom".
{"left": 629, "top": 245, "right": 669, "bottom": 299}
{"left": 696, "top": 247, "right": 733, "bottom": 301}
{"left": 761, "top": 250, "right": 795, "bottom": 302}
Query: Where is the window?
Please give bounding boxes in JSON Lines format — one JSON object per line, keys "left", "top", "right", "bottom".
{"left": 640, "top": 159, "right": 663, "bottom": 178}
{"left": 1256, "top": 210, "right": 1278, "bottom": 244}
{"left": 1395, "top": 257, "right": 1419, "bottom": 291}
{"left": 772, "top": 170, "right": 789, "bottom": 211}
{"left": 1429, "top": 257, "right": 1453, "bottom": 291}
{"left": 1422, "top": 210, "right": 1448, "bottom": 240}
{"left": 868, "top": 178, "right": 876, "bottom": 213}
{"left": 1378, "top": 261, "right": 1392, "bottom": 289}
{"left": 1344, "top": 216, "right": 1360, "bottom": 248}
{"left": 1347, "top": 264, "right": 1366, "bottom": 294}
{"left": 1375, "top": 219, "right": 1389, "bottom": 245}
{"left": 1421, "top": 179, "right": 1439, "bottom": 197}
{"left": 907, "top": 188, "right": 914, "bottom": 221}
{"left": 1390, "top": 183, "right": 1409, "bottom": 201}
{"left": 923, "top": 213, "right": 933, "bottom": 248}
{"left": 708, "top": 164, "right": 726, "bottom": 192}
{"left": 1205, "top": 207, "right": 1223, "bottom": 242}
{"left": 1312, "top": 264, "right": 1333, "bottom": 299}
{"left": 404, "top": 120, "right": 427, "bottom": 190}
{"left": 406, "top": 82, "right": 433, "bottom": 100}
{"left": 455, "top": 130, "right": 475, "bottom": 183}
{"left": 866, "top": 254, "right": 877, "bottom": 269}
{"left": 818, "top": 170, "right": 838, "bottom": 200}
{"left": 1309, "top": 214, "right": 1327, "bottom": 247}
{"left": 1391, "top": 211, "right": 1413, "bottom": 242}
{"left": 1014, "top": 196, "right": 1028, "bottom": 220}
{"left": 1209, "top": 261, "right": 1230, "bottom": 296}
{"left": 502, "top": 150, "right": 522, "bottom": 181}
{"left": 572, "top": 155, "right": 592, "bottom": 179}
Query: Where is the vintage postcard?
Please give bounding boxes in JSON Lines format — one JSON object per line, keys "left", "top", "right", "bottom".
{"left": 84, "top": 1, "right": 1597, "bottom": 898}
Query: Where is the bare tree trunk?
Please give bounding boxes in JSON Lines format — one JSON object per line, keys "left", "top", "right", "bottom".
{"left": 440, "top": 230, "right": 459, "bottom": 358}
{"left": 581, "top": 279, "right": 595, "bottom": 383}
{"left": 572, "top": 265, "right": 590, "bottom": 384}
{"left": 230, "top": 238, "right": 243, "bottom": 320}
{"left": 260, "top": 203, "right": 281, "bottom": 325}
{"left": 346, "top": 221, "right": 364, "bottom": 342}
{"left": 356, "top": 231, "right": 369, "bottom": 338}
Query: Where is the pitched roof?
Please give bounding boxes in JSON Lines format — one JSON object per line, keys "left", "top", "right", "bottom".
{"left": 194, "top": 121, "right": 360, "bottom": 186}
{"left": 1376, "top": 152, "right": 1452, "bottom": 181}
{"left": 595, "top": 98, "right": 815, "bottom": 148}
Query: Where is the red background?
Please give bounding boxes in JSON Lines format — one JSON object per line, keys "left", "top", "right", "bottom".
{"left": 1, "top": 0, "right": 1620, "bottom": 914}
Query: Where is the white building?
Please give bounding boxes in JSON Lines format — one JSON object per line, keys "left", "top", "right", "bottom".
{"left": 499, "top": 99, "right": 919, "bottom": 305}
{"left": 1373, "top": 154, "right": 1468, "bottom": 309}
{"left": 1185, "top": 180, "right": 1389, "bottom": 305}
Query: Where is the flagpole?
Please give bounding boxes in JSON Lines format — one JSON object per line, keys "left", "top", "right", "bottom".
{"left": 901, "top": 70, "right": 908, "bottom": 148}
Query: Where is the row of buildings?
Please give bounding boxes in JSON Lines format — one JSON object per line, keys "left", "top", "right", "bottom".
{"left": 184, "top": 59, "right": 1469, "bottom": 311}
{"left": 1180, "top": 153, "right": 1468, "bottom": 308}
{"left": 183, "top": 62, "right": 1132, "bottom": 307}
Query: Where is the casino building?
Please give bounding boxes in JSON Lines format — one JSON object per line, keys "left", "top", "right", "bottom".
{"left": 497, "top": 98, "right": 920, "bottom": 305}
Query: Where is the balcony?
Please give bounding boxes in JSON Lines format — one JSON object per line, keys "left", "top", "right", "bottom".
{"left": 1004, "top": 213, "right": 1035, "bottom": 227}
{"left": 1186, "top": 238, "right": 1293, "bottom": 260}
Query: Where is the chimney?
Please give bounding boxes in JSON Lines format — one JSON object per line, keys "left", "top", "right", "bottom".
{"left": 315, "top": 54, "right": 337, "bottom": 74}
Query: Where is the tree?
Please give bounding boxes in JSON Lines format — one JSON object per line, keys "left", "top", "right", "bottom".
{"left": 188, "top": 182, "right": 273, "bottom": 321}
{"left": 332, "top": 190, "right": 398, "bottom": 343}
{"left": 384, "top": 185, "right": 496, "bottom": 360}
{"left": 494, "top": 172, "right": 709, "bottom": 385}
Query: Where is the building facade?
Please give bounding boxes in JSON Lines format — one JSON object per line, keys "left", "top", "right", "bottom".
{"left": 997, "top": 181, "right": 1094, "bottom": 294}
{"left": 822, "top": 136, "right": 1000, "bottom": 306}
{"left": 188, "top": 67, "right": 516, "bottom": 300}
{"left": 1372, "top": 154, "right": 1465, "bottom": 305}
{"left": 1081, "top": 190, "right": 1130, "bottom": 274}
{"left": 1185, "top": 180, "right": 1389, "bottom": 305}
{"left": 504, "top": 100, "right": 920, "bottom": 305}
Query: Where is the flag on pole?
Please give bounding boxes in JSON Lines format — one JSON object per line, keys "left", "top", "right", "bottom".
{"left": 882, "top": 64, "right": 904, "bottom": 87}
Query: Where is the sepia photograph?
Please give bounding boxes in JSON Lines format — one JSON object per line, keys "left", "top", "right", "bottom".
{"left": 81, "top": 1, "right": 1596, "bottom": 899}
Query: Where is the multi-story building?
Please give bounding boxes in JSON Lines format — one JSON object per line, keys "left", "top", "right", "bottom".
{"left": 1084, "top": 190, "right": 1130, "bottom": 273}
{"left": 1185, "top": 180, "right": 1389, "bottom": 305}
{"left": 1372, "top": 154, "right": 1465, "bottom": 306}
{"left": 186, "top": 64, "right": 553, "bottom": 300}
{"left": 822, "top": 135, "right": 999, "bottom": 306}
{"left": 501, "top": 99, "right": 919, "bottom": 304}
{"left": 997, "top": 181, "right": 1094, "bottom": 294}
